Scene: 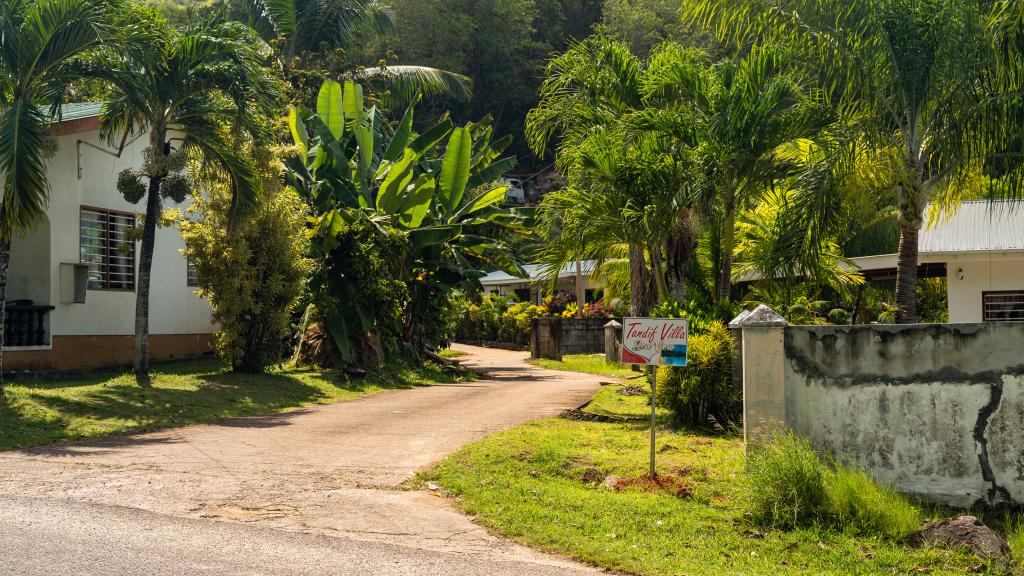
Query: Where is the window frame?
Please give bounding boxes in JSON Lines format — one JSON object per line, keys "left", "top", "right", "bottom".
{"left": 79, "top": 205, "right": 137, "bottom": 292}
{"left": 186, "top": 255, "right": 200, "bottom": 288}
{"left": 982, "top": 290, "right": 1024, "bottom": 322}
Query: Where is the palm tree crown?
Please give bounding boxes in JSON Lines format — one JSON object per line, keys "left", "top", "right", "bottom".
{"left": 0, "top": 0, "right": 119, "bottom": 236}
{"left": 682, "top": 0, "right": 1024, "bottom": 321}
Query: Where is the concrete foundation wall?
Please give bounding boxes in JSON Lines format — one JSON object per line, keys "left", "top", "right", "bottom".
{"left": 781, "top": 323, "right": 1024, "bottom": 507}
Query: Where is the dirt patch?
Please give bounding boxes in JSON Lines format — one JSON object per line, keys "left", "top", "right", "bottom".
{"left": 616, "top": 386, "right": 648, "bottom": 396}
{"left": 195, "top": 504, "right": 298, "bottom": 522}
{"left": 602, "top": 474, "right": 693, "bottom": 498}
{"left": 580, "top": 467, "right": 604, "bottom": 484}
{"left": 559, "top": 408, "right": 622, "bottom": 423}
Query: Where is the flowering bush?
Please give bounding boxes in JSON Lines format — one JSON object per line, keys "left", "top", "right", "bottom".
{"left": 542, "top": 291, "right": 576, "bottom": 315}
{"left": 582, "top": 301, "right": 618, "bottom": 318}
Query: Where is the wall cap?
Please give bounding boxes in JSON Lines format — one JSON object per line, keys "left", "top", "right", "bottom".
{"left": 739, "top": 304, "right": 788, "bottom": 327}
{"left": 604, "top": 320, "right": 622, "bottom": 328}
{"left": 728, "top": 309, "right": 751, "bottom": 328}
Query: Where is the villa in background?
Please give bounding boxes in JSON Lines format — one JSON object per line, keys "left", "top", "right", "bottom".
{"left": 4, "top": 103, "right": 214, "bottom": 371}
{"left": 847, "top": 201, "right": 1024, "bottom": 323}
{"left": 479, "top": 261, "right": 597, "bottom": 304}
{"left": 484, "top": 201, "right": 1024, "bottom": 324}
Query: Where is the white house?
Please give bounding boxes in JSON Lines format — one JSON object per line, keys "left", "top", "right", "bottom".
{"left": 4, "top": 103, "right": 214, "bottom": 371}
{"left": 848, "top": 201, "right": 1024, "bottom": 323}
{"left": 479, "top": 261, "right": 598, "bottom": 304}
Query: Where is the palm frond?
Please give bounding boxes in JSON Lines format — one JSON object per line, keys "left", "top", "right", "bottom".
{"left": 353, "top": 65, "right": 472, "bottom": 107}
{"left": 0, "top": 104, "right": 50, "bottom": 238}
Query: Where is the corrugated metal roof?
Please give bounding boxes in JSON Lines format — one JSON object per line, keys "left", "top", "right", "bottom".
{"left": 479, "top": 261, "right": 596, "bottom": 285}
{"left": 49, "top": 102, "right": 103, "bottom": 123}
{"left": 921, "top": 200, "right": 1024, "bottom": 253}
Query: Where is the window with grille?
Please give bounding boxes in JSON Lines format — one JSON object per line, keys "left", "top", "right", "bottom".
{"left": 80, "top": 207, "right": 135, "bottom": 290}
{"left": 186, "top": 256, "right": 199, "bottom": 287}
{"left": 982, "top": 291, "right": 1024, "bottom": 322}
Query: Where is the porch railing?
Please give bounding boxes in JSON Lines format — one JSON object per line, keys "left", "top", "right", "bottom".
{"left": 4, "top": 302, "right": 55, "bottom": 347}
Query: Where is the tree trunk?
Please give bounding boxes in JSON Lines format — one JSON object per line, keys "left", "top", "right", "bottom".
{"left": 629, "top": 244, "right": 654, "bottom": 316}
{"left": 894, "top": 219, "right": 920, "bottom": 324}
{"left": 717, "top": 200, "right": 736, "bottom": 306}
{"left": 665, "top": 226, "right": 696, "bottom": 303}
{"left": 649, "top": 243, "right": 669, "bottom": 302}
{"left": 575, "top": 260, "right": 585, "bottom": 317}
{"left": 134, "top": 173, "right": 163, "bottom": 378}
{"left": 0, "top": 238, "right": 10, "bottom": 393}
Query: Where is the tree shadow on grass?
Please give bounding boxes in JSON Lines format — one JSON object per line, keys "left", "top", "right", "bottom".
{"left": 1, "top": 358, "right": 464, "bottom": 451}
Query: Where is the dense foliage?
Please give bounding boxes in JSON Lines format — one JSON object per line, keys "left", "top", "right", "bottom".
{"left": 359, "top": 0, "right": 603, "bottom": 165}
{"left": 180, "top": 154, "right": 311, "bottom": 372}
{"left": 655, "top": 321, "right": 736, "bottom": 426}
{"left": 286, "top": 80, "right": 528, "bottom": 365}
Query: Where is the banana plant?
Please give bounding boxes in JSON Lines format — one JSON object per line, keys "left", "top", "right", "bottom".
{"left": 285, "top": 80, "right": 527, "bottom": 360}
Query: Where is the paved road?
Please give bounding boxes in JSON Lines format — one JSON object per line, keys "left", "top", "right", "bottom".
{"left": 0, "top": 345, "right": 604, "bottom": 576}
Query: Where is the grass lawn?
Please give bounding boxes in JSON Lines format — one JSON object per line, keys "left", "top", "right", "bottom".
{"left": 0, "top": 358, "right": 468, "bottom": 451}
{"left": 529, "top": 353, "right": 640, "bottom": 379}
{"left": 438, "top": 348, "right": 468, "bottom": 359}
{"left": 423, "top": 383, "right": 1000, "bottom": 576}
{"left": 583, "top": 380, "right": 669, "bottom": 420}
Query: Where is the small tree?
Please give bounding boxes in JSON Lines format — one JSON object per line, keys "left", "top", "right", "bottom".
{"left": 180, "top": 151, "right": 311, "bottom": 373}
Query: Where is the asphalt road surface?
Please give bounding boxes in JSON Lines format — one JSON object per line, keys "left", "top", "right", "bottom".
{"left": 0, "top": 345, "right": 605, "bottom": 576}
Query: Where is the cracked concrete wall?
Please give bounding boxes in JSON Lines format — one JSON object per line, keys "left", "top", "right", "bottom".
{"left": 781, "top": 323, "right": 1024, "bottom": 507}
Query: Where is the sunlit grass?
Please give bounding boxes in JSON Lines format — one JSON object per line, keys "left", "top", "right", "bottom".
{"left": 1, "top": 358, "right": 468, "bottom": 450}
{"left": 528, "top": 353, "right": 639, "bottom": 379}
{"left": 423, "top": 392, "right": 1000, "bottom": 576}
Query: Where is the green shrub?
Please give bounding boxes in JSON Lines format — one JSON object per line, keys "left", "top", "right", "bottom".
{"left": 828, "top": 465, "right": 920, "bottom": 540}
{"left": 744, "top": 432, "right": 831, "bottom": 529}
{"left": 655, "top": 321, "right": 736, "bottom": 426}
{"left": 454, "top": 294, "right": 544, "bottom": 346}
{"left": 181, "top": 158, "right": 311, "bottom": 373}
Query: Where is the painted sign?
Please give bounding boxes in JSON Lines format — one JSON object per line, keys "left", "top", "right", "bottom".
{"left": 621, "top": 317, "right": 688, "bottom": 366}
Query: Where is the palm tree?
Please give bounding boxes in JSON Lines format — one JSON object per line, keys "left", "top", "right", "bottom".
{"left": 528, "top": 37, "right": 702, "bottom": 315}
{"left": 0, "top": 0, "right": 120, "bottom": 388}
{"left": 529, "top": 37, "right": 821, "bottom": 310}
{"left": 80, "top": 12, "right": 282, "bottom": 377}
{"left": 238, "top": 0, "right": 471, "bottom": 103}
{"left": 682, "top": 0, "right": 1024, "bottom": 322}
{"left": 642, "top": 46, "right": 826, "bottom": 305}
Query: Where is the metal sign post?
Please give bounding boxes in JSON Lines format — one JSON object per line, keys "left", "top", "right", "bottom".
{"left": 620, "top": 317, "right": 688, "bottom": 479}
{"left": 650, "top": 364, "right": 657, "bottom": 478}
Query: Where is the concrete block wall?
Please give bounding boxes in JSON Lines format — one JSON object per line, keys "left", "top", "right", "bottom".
{"left": 531, "top": 317, "right": 562, "bottom": 360}
{"left": 739, "top": 306, "right": 1024, "bottom": 507}
{"left": 562, "top": 318, "right": 616, "bottom": 355}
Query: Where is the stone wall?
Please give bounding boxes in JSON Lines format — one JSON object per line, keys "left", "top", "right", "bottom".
{"left": 739, "top": 307, "right": 1024, "bottom": 507}
{"left": 531, "top": 317, "right": 562, "bottom": 360}
{"left": 562, "top": 318, "right": 616, "bottom": 355}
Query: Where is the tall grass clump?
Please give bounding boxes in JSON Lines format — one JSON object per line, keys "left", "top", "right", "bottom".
{"left": 828, "top": 466, "right": 920, "bottom": 540}
{"left": 1007, "top": 514, "right": 1024, "bottom": 574}
{"left": 744, "top": 431, "right": 922, "bottom": 539}
{"left": 744, "top": 431, "right": 830, "bottom": 529}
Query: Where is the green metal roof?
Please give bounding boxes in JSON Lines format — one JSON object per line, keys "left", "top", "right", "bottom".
{"left": 51, "top": 102, "right": 103, "bottom": 122}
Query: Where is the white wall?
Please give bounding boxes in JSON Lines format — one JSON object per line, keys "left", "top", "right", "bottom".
{"left": 8, "top": 215, "right": 51, "bottom": 304}
{"left": 40, "top": 127, "right": 214, "bottom": 337}
{"left": 946, "top": 256, "right": 1024, "bottom": 323}
{"left": 485, "top": 278, "right": 598, "bottom": 303}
